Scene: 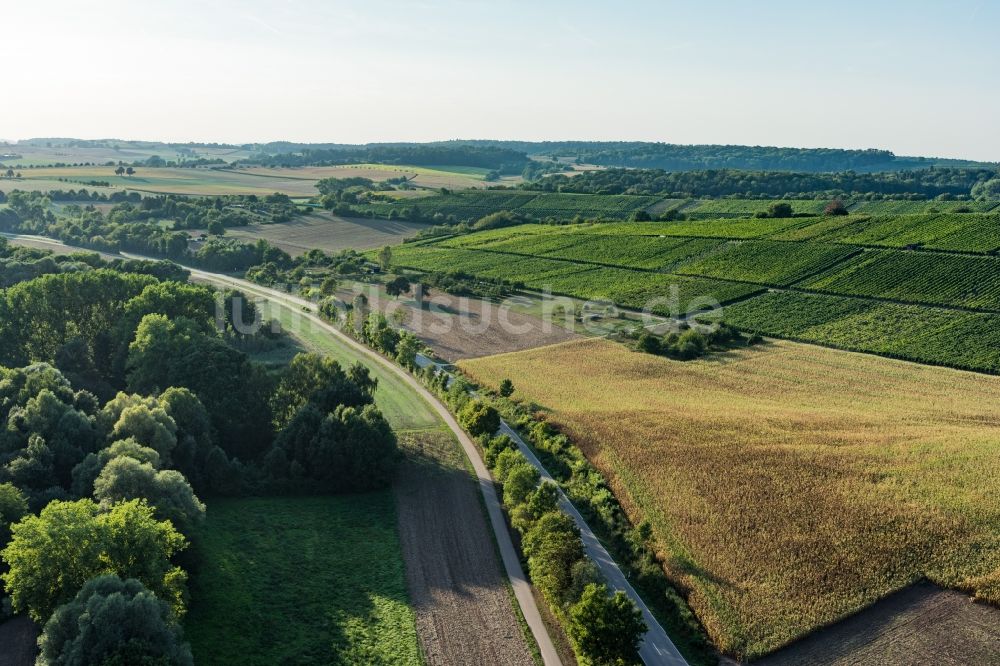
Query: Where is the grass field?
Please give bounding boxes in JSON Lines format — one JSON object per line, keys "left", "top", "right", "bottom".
{"left": 185, "top": 495, "right": 420, "bottom": 666}
{"left": 459, "top": 338, "right": 1000, "bottom": 659}
{"left": 208, "top": 212, "right": 426, "bottom": 255}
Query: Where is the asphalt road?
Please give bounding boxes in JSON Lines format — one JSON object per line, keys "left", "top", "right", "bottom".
{"left": 0, "top": 233, "right": 563, "bottom": 666}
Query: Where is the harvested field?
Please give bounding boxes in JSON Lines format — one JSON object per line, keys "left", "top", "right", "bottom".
{"left": 213, "top": 212, "right": 426, "bottom": 254}
{"left": 459, "top": 338, "right": 1000, "bottom": 659}
{"left": 344, "top": 284, "right": 583, "bottom": 361}
{"left": 753, "top": 582, "right": 1000, "bottom": 666}
{"left": 394, "top": 430, "right": 536, "bottom": 666}
{"left": 0, "top": 617, "right": 38, "bottom": 666}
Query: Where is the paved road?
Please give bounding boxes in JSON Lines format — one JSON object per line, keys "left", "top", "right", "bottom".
{"left": 1, "top": 233, "right": 563, "bottom": 666}
{"left": 415, "top": 354, "right": 689, "bottom": 666}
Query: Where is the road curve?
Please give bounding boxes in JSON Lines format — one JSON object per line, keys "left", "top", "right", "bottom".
{"left": 0, "top": 234, "right": 563, "bottom": 666}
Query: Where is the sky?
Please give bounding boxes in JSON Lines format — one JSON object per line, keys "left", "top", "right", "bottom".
{"left": 4, "top": 0, "right": 999, "bottom": 160}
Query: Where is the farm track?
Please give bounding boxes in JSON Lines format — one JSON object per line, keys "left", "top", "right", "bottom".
{"left": 0, "top": 233, "right": 561, "bottom": 666}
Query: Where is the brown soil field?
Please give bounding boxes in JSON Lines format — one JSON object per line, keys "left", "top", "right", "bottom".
{"left": 212, "top": 212, "right": 426, "bottom": 254}
{"left": 752, "top": 582, "right": 1000, "bottom": 666}
{"left": 459, "top": 338, "right": 1000, "bottom": 659}
{"left": 348, "top": 285, "right": 582, "bottom": 361}
{"left": 394, "top": 430, "right": 535, "bottom": 665}
{"left": 0, "top": 617, "right": 38, "bottom": 666}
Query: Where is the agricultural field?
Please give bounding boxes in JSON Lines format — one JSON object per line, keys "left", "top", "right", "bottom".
{"left": 800, "top": 249, "right": 1000, "bottom": 311}
{"left": 675, "top": 240, "right": 858, "bottom": 286}
{"left": 724, "top": 291, "right": 1000, "bottom": 372}
{"left": 205, "top": 212, "right": 426, "bottom": 255}
{"left": 185, "top": 495, "right": 420, "bottom": 666}
{"left": 459, "top": 338, "right": 1000, "bottom": 660}
{"left": 391, "top": 242, "right": 762, "bottom": 312}
{"left": 0, "top": 140, "right": 254, "bottom": 167}
{"left": 682, "top": 198, "right": 829, "bottom": 218}
{"left": 850, "top": 199, "right": 998, "bottom": 215}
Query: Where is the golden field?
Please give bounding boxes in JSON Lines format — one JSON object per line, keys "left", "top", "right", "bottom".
{"left": 459, "top": 338, "right": 1000, "bottom": 658}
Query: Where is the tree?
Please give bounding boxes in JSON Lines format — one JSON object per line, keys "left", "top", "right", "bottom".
{"left": 4, "top": 168, "right": 13, "bottom": 179}
{"left": 114, "top": 166, "right": 126, "bottom": 177}
{"left": 0, "top": 482, "right": 28, "bottom": 548}
{"left": 972, "top": 177, "right": 1000, "bottom": 200}
{"left": 568, "top": 583, "right": 645, "bottom": 666}
{"left": 394, "top": 331, "right": 422, "bottom": 370}
{"left": 630, "top": 209, "right": 651, "bottom": 222}
{"left": 636, "top": 332, "right": 661, "bottom": 355}
{"left": 37, "top": 575, "right": 193, "bottom": 666}
{"left": 824, "top": 199, "right": 849, "bottom": 216}
{"left": 93, "top": 457, "right": 205, "bottom": 534}
{"left": 125, "top": 167, "right": 136, "bottom": 177}
{"left": 319, "top": 276, "right": 339, "bottom": 296}
{"left": 499, "top": 378, "right": 515, "bottom": 398}
{"left": 385, "top": 275, "right": 411, "bottom": 298}
{"left": 522, "top": 511, "right": 585, "bottom": 605}
{"left": 377, "top": 245, "right": 393, "bottom": 270}
{"left": 458, "top": 400, "right": 500, "bottom": 437}
{"left": 767, "top": 202, "right": 794, "bottom": 218}
{"left": 1, "top": 499, "right": 187, "bottom": 622}
{"left": 270, "top": 353, "right": 374, "bottom": 430}
{"left": 207, "top": 219, "right": 225, "bottom": 236}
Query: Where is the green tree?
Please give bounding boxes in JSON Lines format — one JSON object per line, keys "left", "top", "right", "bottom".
{"left": 37, "top": 575, "right": 193, "bottom": 666}
{"left": 0, "top": 482, "right": 28, "bottom": 548}
{"left": 2, "top": 498, "right": 188, "bottom": 622}
{"left": 385, "top": 275, "right": 411, "bottom": 298}
{"left": 458, "top": 400, "right": 500, "bottom": 437}
{"left": 767, "top": 202, "right": 794, "bottom": 218}
{"left": 93, "top": 457, "right": 206, "bottom": 534}
{"left": 270, "top": 353, "right": 374, "bottom": 431}
{"left": 568, "top": 583, "right": 645, "bottom": 666}
{"left": 498, "top": 378, "right": 515, "bottom": 398}
{"left": 522, "top": 511, "right": 585, "bottom": 605}
{"left": 377, "top": 246, "right": 393, "bottom": 270}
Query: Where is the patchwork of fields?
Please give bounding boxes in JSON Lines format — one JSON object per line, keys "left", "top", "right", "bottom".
{"left": 392, "top": 212, "right": 1000, "bottom": 372}
{"left": 459, "top": 338, "right": 1000, "bottom": 659}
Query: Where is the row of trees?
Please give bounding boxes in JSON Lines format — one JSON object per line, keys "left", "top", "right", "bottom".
{"left": 530, "top": 167, "right": 999, "bottom": 199}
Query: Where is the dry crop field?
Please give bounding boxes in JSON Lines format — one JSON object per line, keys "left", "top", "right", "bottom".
{"left": 212, "top": 212, "right": 426, "bottom": 254}
{"left": 459, "top": 338, "right": 1000, "bottom": 660}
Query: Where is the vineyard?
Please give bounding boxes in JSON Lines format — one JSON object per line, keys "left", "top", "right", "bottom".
{"left": 675, "top": 240, "right": 859, "bottom": 286}
{"left": 683, "top": 198, "right": 829, "bottom": 218}
{"left": 392, "top": 209, "right": 1000, "bottom": 372}
{"left": 724, "top": 291, "right": 1000, "bottom": 372}
{"left": 800, "top": 249, "right": 1000, "bottom": 311}
{"left": 850, "top": 199, "right": 999, "bottom": 215}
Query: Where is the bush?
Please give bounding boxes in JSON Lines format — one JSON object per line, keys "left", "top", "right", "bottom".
{"left": 824, "top": 199, "right": 849, "bottom": 216}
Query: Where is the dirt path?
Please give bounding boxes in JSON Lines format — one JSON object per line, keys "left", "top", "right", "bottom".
{"left": 394, "top": 430, "right": 536, "bottom": 666}
{"left": 0, "top": 617, "right": 38, "bottom": 666}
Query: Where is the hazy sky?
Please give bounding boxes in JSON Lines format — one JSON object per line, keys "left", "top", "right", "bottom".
{"left": 5, "top": 1, "right": 998, "bottom": 160}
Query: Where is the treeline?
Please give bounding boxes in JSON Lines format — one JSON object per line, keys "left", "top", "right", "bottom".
{"left": 1, "top": 191, "right": 298, "bottom": 272}
{"left": 0, "top": 264, "right": 400, "bottom": 663}
{"left": 532, "top": 167, "right": 999, "bottom": 199}
{"left": 239, "top": 144, "right": 529, "bottom": 172}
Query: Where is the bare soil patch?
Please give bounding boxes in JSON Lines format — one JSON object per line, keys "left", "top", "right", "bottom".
{"left": 214, "top": 213, "right": 426, "bottom": 254}
{"left": 750, "top": 582, "right": 1000, "bottom": 666}
{"left": 394, "top": 430, "right": 535, "bottom": 665}
{"left": 356, "top": 287, "right": 582, "bottom": 361}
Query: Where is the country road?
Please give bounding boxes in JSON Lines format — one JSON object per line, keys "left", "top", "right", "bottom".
{"left": 414, "top": 355, "right": 689, "bottom": 666}
{"left": 0, "top": 232, "right": 563, "bottom": 666}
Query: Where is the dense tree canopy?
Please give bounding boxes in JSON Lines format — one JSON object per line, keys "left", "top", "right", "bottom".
{"left": 1, "top": 498, "right": 187, "bottom": 622}
{"left": 37, "top": 575, "right": 193, "bottom": 666}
